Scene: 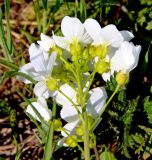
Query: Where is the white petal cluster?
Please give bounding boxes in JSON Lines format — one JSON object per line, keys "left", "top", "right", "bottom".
{"left": 18, "top": 43, "right": 57, "bottom": 98}
{"left": 55, "top": 84, "right": 107, "bottom": 145}
{"left": 53, "top": 16, "right": 92, "bottom": 50}
{"left": 17, "top": 15, "right": 141, "bottom": 138}
{"left": 102, "top": 41, "right": 141, "bottom": 81}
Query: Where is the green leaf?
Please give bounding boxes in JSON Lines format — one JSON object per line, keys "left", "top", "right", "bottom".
{"left": 141, "top": 41, "right": 152, "bottom": 73}
{"left": 5, "top": 0, "right": 13, "bottom": 55}
{"left": 146, "top": 21, "right": 152, "bottom": 31}
{"left": 100, "top": 148, "right": 117, "bottom": 160}
{"left": 123, "top": 98, "right": 139, "bottom": 158}
{"left": 144, "top": 97, "right": 152, "bottom": 124}
{"left": 0, "top": 57, "right": 18, "bottom": 70}
{"left": 33, "top": 0, "right": 41, "bottom": 33}
{"left": 42, "top": 0, "right": 48, "bottom": 10}
{"left": 0, "top": 7, "right": 12, "bottom": 61}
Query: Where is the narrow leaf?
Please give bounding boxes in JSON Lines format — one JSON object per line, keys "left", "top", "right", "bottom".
{"left": 5, "top": 0, "right": 13, "bottom": 54}
{"left": 42, "top": 0, "right": 48, "bottom": 10}
{"left": 0, "top": 7, "right": 12, "bottom": 61}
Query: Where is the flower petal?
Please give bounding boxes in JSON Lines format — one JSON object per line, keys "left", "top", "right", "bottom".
{"left": 84, "top": 19, "right": 124, "bottom": 47}
{"left": 55, "top": 84, "right": 77, "bottom": 106}
{"left": 99, "top": 24, "right": 123, "bottom": 47}
{"left": 53, "top": 34, "right": 68, "bottom": 50}
{"left": 120, "top": 31, "right": 134, "bottom": 41}
{"left": 61, "top": 119, "right": 80, "bottom": 137}
{"left": 37, "top": 97, "right": 47, "bottom": 108}
{"left": 60, "top": 104, "right": 80, "bottom": 122}
{"left": 87, "top": 87, "right": 107, "bottom": 118}
{"left": 29, "top": 43, "right": 46, "bottom": 73}
{"left": 37, "top": 33, "right": 55, "bottom": 52}
{"left": 34, "top": 81, "right": 50, "bottom": 98}
{"left": 46, "top": 52, "right": 57, "bottom": 74}
{"left": 61, "top": 16, "right": 85, "bottom": 42}
{"left": 18, "top": 63, "right": 35, "bottom": 84}
{"left": 102, "top": 71, "right": 112, "bottom": 82}
{"left": 84, "top": 18, "right": 102, "bottom": 44}
{"left": 111, "top": 42, "right": 141, "bottom": 72}
{"left": 26, "top": 100, "right": 51, "bottom": 122}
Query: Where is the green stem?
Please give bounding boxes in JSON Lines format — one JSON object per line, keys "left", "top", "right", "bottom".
{"left": 75, "top": 59, "right": 90, "bottom": 160}
{"left": 83, "top": 111, "right": 91, "bottom": 160}
{"left": 43, "top": 9, "right": 47, "bottom": 34}
{"left": 43, "top": 101, "right": 56, "bottom": 160}
{"left": 91, "top": 85, "right": 120, "bottom": 130}
{"left": 84, "top": 70, "right": 96, "bottom": 100}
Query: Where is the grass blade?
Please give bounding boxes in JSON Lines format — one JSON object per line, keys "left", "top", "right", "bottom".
{"left": 5, "top": 0, "right": 13, "bottom": 55}
{"left": 42, "top": 0, "right": 48, "bottom": 10}
{"left": 33, "top": 0, "right": 41, "bottom": 33}
{"left": 0, "top": 57, "right": 18, "bottom": 70}
{"left": 0, "top": 7, "right": 12, "bottom": 61}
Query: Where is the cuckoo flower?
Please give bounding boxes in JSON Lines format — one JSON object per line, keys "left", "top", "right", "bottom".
{"left": 102, "top": 41, "right": 141, "bottom": 81}
{"left": 84, "top": 18, "right": 134, "bottom": 48}
{"left": 55, "top": 84, "right": 107, "bottom": 137}
{"left": 53, "top": 16, "right": 92, "bottom": 50}
{"left": 18, "top": 43, "right": 57, "bottom": 98}
{"left": 37, "top": 33, "right": 56, "bottom": 52}
{"left": 26, "top": 97, "right": 51, "bottom": 122}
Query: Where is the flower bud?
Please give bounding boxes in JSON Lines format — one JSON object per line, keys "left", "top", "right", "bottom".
{"left": 95, "top": 45, "right": 108, "bottom": 59}
{"left": 89, "top": 45, "right": 96, "bottom": 57}
{"left": 53, "top": 119, "right": 62, "bottom": 132}
{"left": 46, "top": 78, "right": 58, "bottom": 91}
{"left": 95, "top": 61, "right": 110, "bottom": 74}
{"left": 116, "top": 71, "right": 129, "bottom": 86}
{"left": 65, "top": 135, "right": 77, "bottom": 148}
{"left": 70, "top": 41, "right": 81, "bottom": 56}
{"left": 76, "top": 124, "right": 83, "bottom": 136}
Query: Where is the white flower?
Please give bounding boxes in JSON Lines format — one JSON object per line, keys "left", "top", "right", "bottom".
{"left": 102, "top": 41, "right": 141, "bottom": 81}
{"left": 53, "top": 16, "right": 92, "bottom": 50}
{"left": 26, "top": 97, "right": 52, "bottom": 122}
{"left": 37, "top": 33, "right": 56, "bottom": 52}
{"left": 84, "top": 18, "right": 134, "bottom": 48}
{"left": 18, "top": 43, "right": 57, "bottom": 98}
{"left": 55, "top": 84, "right": 107, "bottom": 137}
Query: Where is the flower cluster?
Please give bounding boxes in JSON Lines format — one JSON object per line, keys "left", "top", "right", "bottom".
{"left": 18, "top": 16, "right": 141, "bottom": 147}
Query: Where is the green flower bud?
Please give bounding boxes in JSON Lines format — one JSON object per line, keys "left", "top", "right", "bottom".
{"left": 70, "top": 41, "right": 81, "bottom": 56}
{"left": 54, "top": 119, "right": 62, "bottom": 132}
{"left": 95, "top": 61, "right": 110, "bottom": 74}
{"left": 46, "top": 78, "right": 58, "bottom": 91}
{"left": 82, "top": 47, "right": 89, "bottom": 59}
{"left": 95, "top": 45, "right": 108, "bottom": 59}
{"left": 116, "top": 71, "right": 129, "bottom": 86}
{"left": 89, "top": 45, "right": 96, "bottom": 57}
{"left": 76, "top": 124, "right": 83, "bottom": 136}
{"left": 65, "top": 135, "right": 77, "bottom": 148}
